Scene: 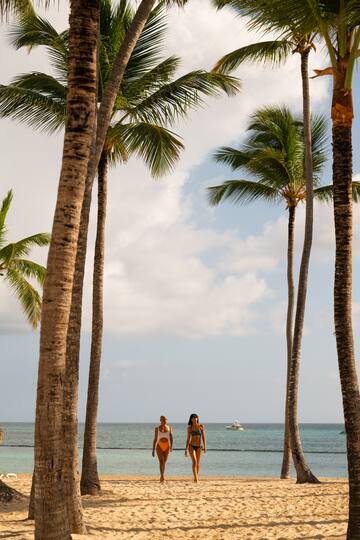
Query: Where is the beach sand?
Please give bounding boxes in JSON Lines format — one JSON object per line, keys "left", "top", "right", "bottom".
{"left": 0, "top": 474, "right": 347, "bottom": 539}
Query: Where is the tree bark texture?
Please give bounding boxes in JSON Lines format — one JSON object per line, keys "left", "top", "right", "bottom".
{"left": 280, "top": 206, "right": 295, "bottom": 479}
{"left": 288, "top": 50, "right": 319, "bottom": 484}
{"left": 81, "top": 153, "right": 108, "bottom": 495}
{"left": 33, "top": 1, "right": 99, "bottom": 538}
{"left": 61, "top": 22, "right": 100, "bottom": 537}
{"left": 332, "top": 76, "right": 360, "bottom": 538}
{"left": 68, "top": 0, "right": 157, "bottom": 497}
{"left": 28, "top": 471, "right": 34, "bottom": 519}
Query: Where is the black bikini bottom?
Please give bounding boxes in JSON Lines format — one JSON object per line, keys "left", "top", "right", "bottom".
{"left": 189, "top": 444, "right": 201, "bottom": 451}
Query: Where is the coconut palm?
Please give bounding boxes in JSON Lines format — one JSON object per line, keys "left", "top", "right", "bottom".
{"left": 0, "top": 190, "right": 49, "bottom": 328}
{"left": 209, "top": 107, "right": 360, "bottom": 488}
{"left": 25, "top": 0, "right": 100, "bottom": 536}
{"left": 1, "top": 0, "right": 240, "bottom": 517}
{"left": 211, "top": 0, "right": 323, "bottom": 481}
{"left": 275, "top": 2, "right": 360, "bottom": 535}
{"left": 0, "top": 190, "right": 49, "bottom": 504}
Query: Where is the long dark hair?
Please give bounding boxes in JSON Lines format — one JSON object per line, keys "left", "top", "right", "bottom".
{"left": 188, "top": 413, "right": 199, "bottom": 426}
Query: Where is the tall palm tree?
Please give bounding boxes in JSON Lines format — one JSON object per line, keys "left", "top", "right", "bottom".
{"left": 209, "top": 106, "right": 360, "bottom": 488}
{"left": 0, "top": 190, "right": 50, "bottom": 328}
{"left": 211, "top": 0, "right": 322, "bottom": 482}
{"left": 0, "top": 0, "right": 240, "bottom": 515}
{"left": 208, "top": 110, "right": 329, "bottom": 325}
{"left": 27, "top": 0, "right": 100, "bottom": 537}
{"left": 21, "top": 1, "right": 190, "bottom": 536}
{"left": 277, "top": 1, "right": 360, "bottom": 536}
{"left": 0, "top": 190, "right": 48, "bottom": 503}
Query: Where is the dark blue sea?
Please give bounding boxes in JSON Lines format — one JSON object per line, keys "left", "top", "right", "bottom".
{"left": 0, "top": 423, "right": 347, "bottom": 477}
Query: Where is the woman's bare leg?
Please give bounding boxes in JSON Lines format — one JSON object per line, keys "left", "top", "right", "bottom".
{"left": 188, "top": 447, "right": 198, "bottom": 482}
{"left": 156, "top": 446, "right": 169, "bottom": 482}
{"left": 195, "top": 448, "right": 202, "bottom": 477}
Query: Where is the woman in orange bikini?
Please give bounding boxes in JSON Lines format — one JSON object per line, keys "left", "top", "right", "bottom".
{"left": 185, "top": 413, "right": 206, "bottom": 482}
{"left": 152, "top": 415, "right": 173, "bottom": 482}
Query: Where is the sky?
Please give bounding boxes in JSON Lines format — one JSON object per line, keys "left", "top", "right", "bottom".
{"left": 1, "top": 0, "right": 360, "bottom": 424}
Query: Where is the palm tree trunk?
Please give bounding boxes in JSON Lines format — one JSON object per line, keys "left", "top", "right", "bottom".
{"left": 60, "top": 29, "right": 100, "bottom": 537}
{"left": 28, "top": 471, "right": 34, "bottom": 519}
{"left": 86, "top": 0, "right": 157, "bottom": 189}
{"left": 65, "top": 2, "right": 156, "bottom": 497}
{"left": 80, "top": 152, "right": 108, "bottom": 495}
{"left": 280, "top": 205, "right": 295, "bottom": 479}
{"left": 33, "top": 1, "right": 99, "bottom": 538}
{"left": 332, "top": 75, "right": 360, "bottom": 538}
{"left": 288, "top": 49, "right": 319, "bottom": 484}
{"left": 61, "top": 300, "right": 86, "bottom": 533}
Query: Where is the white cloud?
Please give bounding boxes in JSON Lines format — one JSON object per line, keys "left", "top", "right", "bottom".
{"left": 0, "top": 0, "right": 335, "bottom": 337}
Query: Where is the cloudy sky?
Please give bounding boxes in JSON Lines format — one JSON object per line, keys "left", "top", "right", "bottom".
{"left": 1, "top": 0, "right": 360, "bottom": 424}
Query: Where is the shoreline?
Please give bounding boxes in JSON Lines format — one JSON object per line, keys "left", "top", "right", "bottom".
{"left": 1, "top": 475, "right": 348, "bottom": 539}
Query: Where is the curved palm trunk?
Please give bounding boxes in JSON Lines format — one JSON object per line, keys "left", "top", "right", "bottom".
{"left": 88, "top": 0, "right": 157, "bottom": 186}
{"left": 66, "top": 1, "right": 157, "bottom": 497}
{"left": 280, "top": 206, "right": 295, "bottom": 479}
{"left": 28, "top": 470, "right": 34, "bottom": 519}
{"left": 60, "top": 30, "right": 100, "bottom": 536}
{"left": 80, "top": 152, "right": 108, "bottom": 495}
{"left": 288, "top": 49, "right": 319, "bottom": 484}
{"left": 332, "top": 72, "right": 360, "bottom": 538}
{"left": 33, "top": 1, "right": 99, "bottom": 538}
{"left": 61, "top": 299, "right": 87, "bottom": 533}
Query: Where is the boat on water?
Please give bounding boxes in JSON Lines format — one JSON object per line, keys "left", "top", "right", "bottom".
{"left": 225, "top": 421, "right": 244, "bottom": 431}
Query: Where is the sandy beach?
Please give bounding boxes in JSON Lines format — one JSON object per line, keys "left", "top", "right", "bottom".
{"left": 0, "top": 474, "right": 348, "bottom": 539}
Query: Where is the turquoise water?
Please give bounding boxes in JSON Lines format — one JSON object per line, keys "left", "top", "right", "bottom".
{"left": 0, "top": 423, "right": 347, "bottom": 477}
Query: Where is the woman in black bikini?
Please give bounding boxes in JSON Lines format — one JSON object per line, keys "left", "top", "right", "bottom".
{"left": 185, "top": 413, "right": 206, "bottom": 482}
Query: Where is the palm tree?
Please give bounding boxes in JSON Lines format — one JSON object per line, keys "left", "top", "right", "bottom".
{"left": 22, "top": 1, "right": 193, "bottom": 536}
{"left": 0, "top": 190, "right": 49, "bottom": 504}
{"left": 276, "top": 1, "right": 360, "bottom": 536}
{"left": 26, "top": 0, "right": 100, "bottom": 537}
{"left": 209, "top": 106, "right": 360, "bottom": 488}
{"left": 0, "top": 0, "right": 240, "bottom": 516}
{"left": 211, "top": 0, "right": 322, "bottom": 481}
{"left": 0, "top": 190, "right": 50, "bottom": 328}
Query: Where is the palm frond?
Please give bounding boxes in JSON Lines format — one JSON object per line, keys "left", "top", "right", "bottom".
{"left": 208, "top": 179, "right": 280, "bottom": 206}
{"left": 12, "top": 72, "right": 66, "bottom": 100}
{"left": 0, "top": 232, "right": 50, "bottom": 263}
{"left": 214, "top": 147, "right": 251, "bottom": 170}
{"left": 8, "top": 258, "right": 46, "bottom": 286}
{"left": 314, "top": 181, "right": 360, "bottom": 204}
{"left": 9, "top": 13, "right": 69, "bottom": 82}
{"left": 110, "top": 122, "right": 184, "bottom": 176}
{"left": 5, "top": 267, "right": 42, "bottom": 328}
{"left": 124, "top": 4, "right": 168, "bottom": 84}
{"left": 125, "top": 70, "right": 240, "bottom": 125}
{"left": 121, "top": 56, "right": 180, "bottom": 105}
{"left": 213, "top": 40, "right": 292, "bottom": 74}
{"left": 0, "top": 190, "right": 13, "bottom": 232}
{"left": 0, "top": 0, "right": 34, "bottom": 19}
{"left": 310, "top": 113, "right": 328, "bottom": 175}
{"left": 0, "top": 84, "right": 66, "bottom": 133}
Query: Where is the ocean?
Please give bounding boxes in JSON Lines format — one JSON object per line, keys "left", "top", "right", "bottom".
{"left": 0, "top": 423, "right": 347, "bottom": 477}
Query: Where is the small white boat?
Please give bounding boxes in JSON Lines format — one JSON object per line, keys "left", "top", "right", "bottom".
{"left": 225, "top": 421, "right": 244, "bottom": 431}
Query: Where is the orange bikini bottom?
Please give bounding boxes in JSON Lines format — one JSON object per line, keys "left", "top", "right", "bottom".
{"left": 157, "top": 440, "right": 170, "bottom": 452}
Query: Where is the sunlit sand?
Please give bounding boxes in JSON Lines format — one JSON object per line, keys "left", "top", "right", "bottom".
{"left": 1, "top": 474, "right": 348, "bottom": 539}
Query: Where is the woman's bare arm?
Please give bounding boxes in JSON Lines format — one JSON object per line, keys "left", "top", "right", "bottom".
{"left": 201, "top": 425, "right": 207, "bottom": 453}
{"left": 152, "top": 427, "right": 158, "bottom": 457}
{"left": 170, "top": 427, "right": 174, "bottom": 451}
{"left": 185, "top": 427, "right": 190, "bottom": 455}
